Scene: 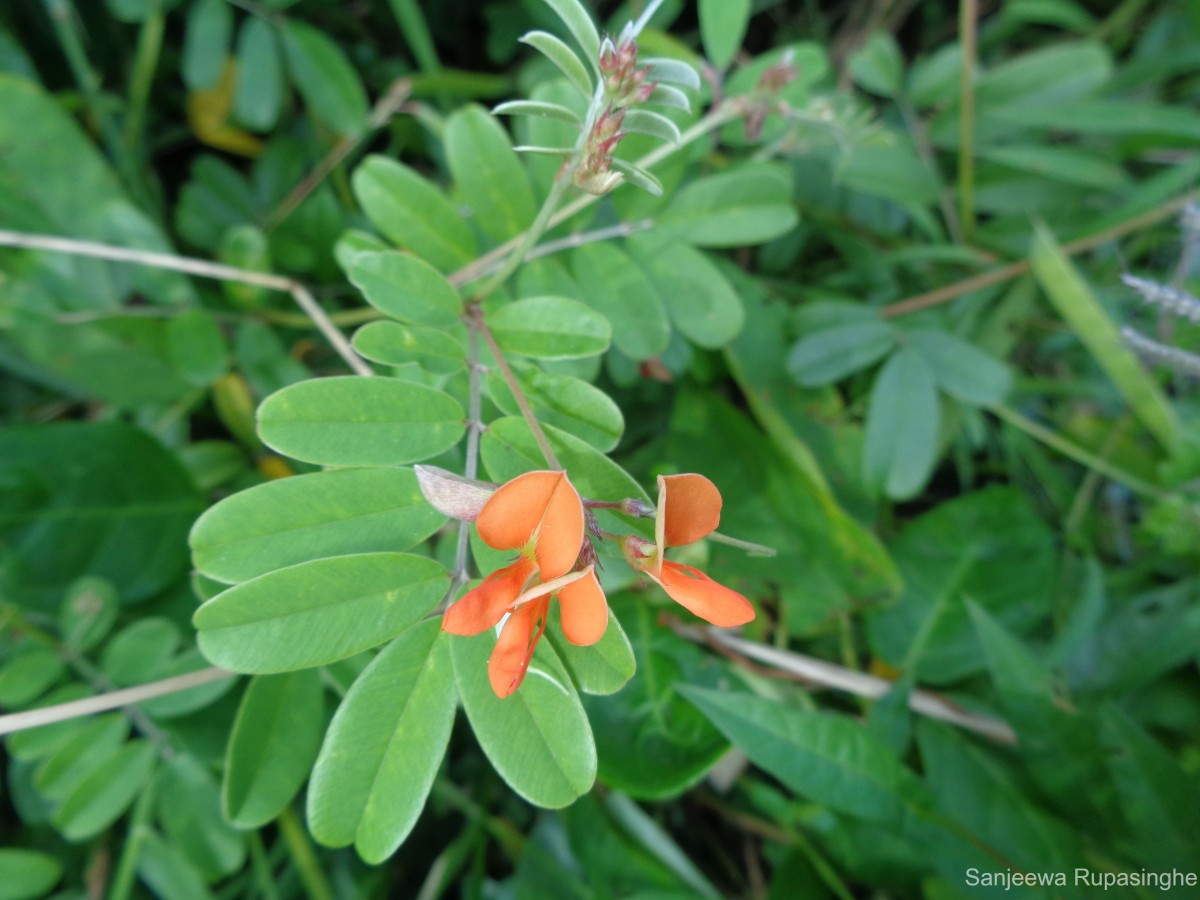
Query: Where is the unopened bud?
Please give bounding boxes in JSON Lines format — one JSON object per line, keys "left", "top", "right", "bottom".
{"left": 414, "top": 465, "right": 498, "bottom": 521}
{"left": 621, "top": 498, "right": 655, "bottom": 518}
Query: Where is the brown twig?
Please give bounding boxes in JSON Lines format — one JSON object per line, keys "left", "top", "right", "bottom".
{"left": 881, "top": 189, "right": 1200, "bottom": 318}
{"left": 673, "top": 623, "right": 1017, "bottom": 744}
{"left": 0, "top": 230, "right": 375, "bottom": 376}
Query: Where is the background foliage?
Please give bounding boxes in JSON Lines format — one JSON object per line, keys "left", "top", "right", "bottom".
{"left": 2, "top": 0, "right": 1200, "bottom": 898}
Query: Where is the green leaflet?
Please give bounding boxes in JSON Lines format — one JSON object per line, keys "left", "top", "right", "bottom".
{"left": 194, "top": 553, "right": 449, "bottom": 673}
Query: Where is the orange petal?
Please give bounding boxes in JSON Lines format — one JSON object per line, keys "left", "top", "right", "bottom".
{"left": 488, "top": 596, "right": 550, "bottom": 698}
{"left": 653, "top": 560, "right": 754, "bottom": 627}
{"left": 476, "top": 471, "right": 584, "bottom": 580}
{"left": 658, "top": 474, "right": 722, "bottom": 548}
{"left": 557, "top": 568, "right": 608, "bottom": 646}
{"left": 442, "top": 557, "right": 535, "bottom": 635}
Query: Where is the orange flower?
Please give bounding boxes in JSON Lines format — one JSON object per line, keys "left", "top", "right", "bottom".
{"left": 622, "top": 474, "right": 755, "bottom": 627}
{"left": 442, "top": 471, "right": 608, "bottom": 697}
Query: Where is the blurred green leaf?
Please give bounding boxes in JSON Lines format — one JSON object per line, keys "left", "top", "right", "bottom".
{"left": 0, "top": 423, "right": 202, "bottom": 605}
{"left": 54, "top": 740, "right": 157, "bottom": 841}
{"left": 281, "top": 20, "right": 369, "bottom": 137}
{"left": 787, "top": 321, "right": 896, "bottom": 386}
{"left": 867, "top": 487, "right": 1055, "bottom": 683}
{"left": 907, "top": 329, "right": 1012, "bottom": 406}
{"left": 168, "top": 308, "right": 228, "bottom": 387}
{"left": 698, "top": 0, "right": 750, "bottom": 69}
{"left": 863, "top": 347, "right": 941, "bottom": 499}
{"left": 682, "top": 687, "right": 931, "bottom": 821}
{"left": 657, "top": 164, "right": 798, "bottom": 247}
{"left": 570, "top": 243, "right": 670, "bottom": 360}
{"left": 0, "top": 849, "right": 62, "bottom": 900}
{"left": 182, "top": 0, "right": 232, "bottom": 91}
{"left": 194, "top": 553, "right": 448, "bottom": 673}
{"left": 848, "top": 32, "right": 904, "bottom": 97}
{"left": 233, "top": 18, "right": 284, "bottom": 131}
{"left": 583, "top": 598, "right": 727, "bottom": 799}
{"left": 625, "top": 239, "right": 745, "bottom": 349}
{"left": 1031, "top": 224, "right": 1178, "bottom": 450}
{"left": 158, "top": 755, "right": 246, "bottom": 881}
{"left": 0, "top": 650, "right": 64, "bottom": 707}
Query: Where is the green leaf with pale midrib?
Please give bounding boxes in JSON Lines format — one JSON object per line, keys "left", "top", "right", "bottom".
{"left": 451, "top": 630, "right": 595, "bottom": 808}
{"left": 195, "top": 553, "right": 448, "bottom": 673}
{"left": 308, "top": 621, "right": 456, "bottom": 862}
{"left": 190, "top": 467, "right": 445, "bottom": 583}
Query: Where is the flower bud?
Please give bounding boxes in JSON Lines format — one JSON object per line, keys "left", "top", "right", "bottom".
{"left": 414, "top": 465, "right": 498, "bottom": 522}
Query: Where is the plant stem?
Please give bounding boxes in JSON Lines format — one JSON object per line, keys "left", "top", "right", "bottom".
{"left": 0, "top": 667, "right": 235, "bottom": 736}
{"left": 42, "top": 0, "right": 148, "bottom": 207}
{"left": 0, "top": 230, "right": 374, "bottom": 376}
{"left": 707, "top": 531, "right": 777, "bottom": 556}
{"left": 105, "top": 769, "right": 158, "bottom": 900}
{"left": 474, "top": 311, "right": 561, "bottom": 470}
{"left": 122, "top": 2, "right": 165, "bottom": 158}
{"left": 264, "top": 79, "right": 413, "bottom": 232}
{"left": 441, "top": 322, "right": 485, "bottom": 611}
{"left": 674, "top": 624, "right": 1017, "bottom": 744}
{"left": 278, "top": 806, "right": 334, "bottom": 900}
{"left": 957, "top": 0, "right": 977, "bottom": 243}
{"left": 471, "top": 164, "right": 578, "bottom": 301}
{"left": 882, "top": 188, "right": 1200, "bottom": 318}
{"left": 450, "top": 101, "right": 741, "bottom": 289}
{"left": 991, "top": 404, "right": 1167, "bottom": 501}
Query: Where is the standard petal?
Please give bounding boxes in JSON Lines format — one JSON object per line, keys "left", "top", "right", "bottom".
{"left": 442, "top": 558, "right": 535, "bottom": 635}
{"left": 534, "top": 473, "right": 585, "bottom": 580}
{"left": 658, "top": 473, "right": 722, "bottom": 547}
{"left": 476, "top": 471, "right": 584, "bottom": 579}
{"left": 653, "top": 560, "right": 754, "bottom": 627}
{"left": 557, "top": 568, "right": 608, "bottom": 646}
{"left": 488, "top": 595, "right": 550, "bottom": 698}
{"left": 477, "top": 470, "right": 562, "bottom": 552}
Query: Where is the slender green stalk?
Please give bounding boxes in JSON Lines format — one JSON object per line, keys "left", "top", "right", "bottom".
{"left": 42, "top": 0, "right": 145, "bottom": 204}
{"left": 992, "top": 404, "right": 1167, "bottom": 501}
{"left": 387, "top": 0, "right": 440, "bottom": 74}
{"left": 957, "top": 0, "right": 977, "bottom": 242}
{"left": 105, "top": 773, "right": 158, "bottom": 900}
{"left": 122, "top": 2, "right": 166, "bottom": 158}
{"left": 470, "top": 166, "right": 578, "bottom": 301}
{"left": 450, "top": 101, "right": 742, "bottom": 289}
{"left": 278, "top": 806, "right": 334, "bottom": 900}
{"left": 248, "top": 833, "right": 282, "bottom": 900}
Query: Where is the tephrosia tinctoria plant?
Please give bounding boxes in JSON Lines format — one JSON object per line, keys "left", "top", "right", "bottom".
{"left": 186, "top": 0, "right": 777, "bottom": 863}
